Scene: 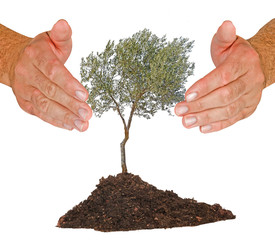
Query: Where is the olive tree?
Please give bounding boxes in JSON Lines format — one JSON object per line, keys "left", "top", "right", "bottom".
{"left": 81, "top": 29, "right": 194, "bottom": 173}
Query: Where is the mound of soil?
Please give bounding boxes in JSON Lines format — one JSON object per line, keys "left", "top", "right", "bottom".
{"left": 57, "top": 173, "right": 235, "bottom": 232}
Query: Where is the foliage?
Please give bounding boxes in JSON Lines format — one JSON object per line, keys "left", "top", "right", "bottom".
{"left": 80, "top": 29, "right": 194, "bottom": 172}
{"left": 81, "top": 29, "right": 194, "bottom": 120}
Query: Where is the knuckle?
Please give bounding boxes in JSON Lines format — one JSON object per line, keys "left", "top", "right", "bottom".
{"left": 237, "top": 79, "right": 246, "bottom": 94}
{"left": 63, "top": 112, "right": 72, "bottom": 124}
{"left": 18, "top": 100, "right": 34, "bottom": 115}
{"left": 225, "top": 104, "right": 237, "bottom": 118}
{"left": 34, "top": 74, "right": 43, "bottom": 87}
{"left": 221, "top": 88, "right": 232, "bottom": 104}
{"left": 25, "top": 102, "right": 35, "bottom": 115}
{"left": 219, "top": 69, "right": 231, "bottom": 86}
{"left": 45, "top": 82, "right": 57, "bottom": 99}
{"left": 33, "top": 91, "right": 50, "bottom": 113}
{"left": 195, "top": 100, "right": 205, "bottom": 111}
{"left": 36, "top": 55, "right": 48, "bottom": 68}
{"left": 202, "top": 112, "right": 211, "bottom": 124}
{"left": 63, "top": 80, "right": 73, "bottom": 92}
{"left": 24, "top": 45, "right": 36, "bottom": 58}
{"left": 34, "top": 74, "right": 48, "bottom": 94}
{"left": 196, "top": 78, "right": 208, "bottom": 93}
{"left": 38, "top": 98, "right": 50, "bottom": 113}
{"left": 46, "top": 58, "right": 60, "bottom": 80}
{"left": 68, "top": 97, "right": 77, "bottom": 110}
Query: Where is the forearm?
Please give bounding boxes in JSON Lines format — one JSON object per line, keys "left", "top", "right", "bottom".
{"left": 247, "top": 19, "right": 275, "bottom": 88}
{"left": 0, "top": 24, "right": 31, "bottom": 86}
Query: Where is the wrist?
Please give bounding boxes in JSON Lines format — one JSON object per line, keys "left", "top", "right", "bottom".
{"left": 247, "top": 19, "right": 275, "bottom": 88}
{"left": 247, "top": 38, "right": 267, "bottom": 88}
{"left": 0, "top": 24, "right": 32, "bottom": 87}
{"left": 7, "top": 38, "right": 32, "bottom": 87}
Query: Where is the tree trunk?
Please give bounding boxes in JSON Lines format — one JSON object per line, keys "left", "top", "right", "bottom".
{"left": 120, "top": 129, "right": 129, "bottom": 173}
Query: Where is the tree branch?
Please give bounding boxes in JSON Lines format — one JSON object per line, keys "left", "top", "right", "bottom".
{"left": 127, "top": 91, "right": 144, "bottom": 130}
{"left": 127, "top": 102, "right": 136, "bottom": 130}
{"left": 109, "top": 94, "right": 127, "bottom": 131}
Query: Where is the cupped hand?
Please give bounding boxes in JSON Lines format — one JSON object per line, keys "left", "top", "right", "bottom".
{"left": 175, "top": 21, "right": 265, "bottom": 133}
{"left": 10, "top": 20, "right": 92, "bottom": 131}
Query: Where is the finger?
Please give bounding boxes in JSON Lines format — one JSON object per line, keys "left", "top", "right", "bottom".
{"left": 25, "top": 42, "right": 88, "bottom": 102}
{"left": 16, "top": 95, "right": 73, "bottom": 130}
{"left": 182, "top": 99, "right": 245, "bottom": 128}
{"left": 183, "top": 59, "right": 247, "bottom": 103}
{"left": 47, "top": 19, "right": 72, "bottom": 63}
{"left": 200, "top": 106, "right": 256, "bottom": 133}
{"left": 211, "top": 20, "right": 237, "bottom": 66}
{"left": 35, "top": 112, "right": 89, "bottom": 132}
{"left": 175, "top": 76, "right": 247, "bottom": 116}
{"left": 29, "top": 69, "right": 92, "bottom": 121}
{"left": 181, "top": 87, "right": 261, "bottom": 129}
{"left": 30, "top": 88, "right": 88, "bottom": 131}
{"left": 13, "top": 61, "right": 92, "bottom": 121}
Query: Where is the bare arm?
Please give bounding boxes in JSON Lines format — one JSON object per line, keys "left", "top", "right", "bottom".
{"left": 247, "top": 18, "right": 275, "bottom": 88}
{"left": 0, "top": 24, "right": 31, "bottom": 86}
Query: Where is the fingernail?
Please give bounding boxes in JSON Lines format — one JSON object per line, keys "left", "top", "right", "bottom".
{"left": 201, "top": 125, "right": 212, "bottom": 133}
{"left": 75, "top": 91, "right": 87, "bottom": 101}
{"left": 175, "top": 105, "right": 188, "bottom": 116}
{"left": 184, "top": 116, "right": 197, "bottom": 126}
{"left": 63, "top": 123, "right": 73, "bottom": 130}
{"left": 74, "top": 120, "right": 84, "bottom": 131}
{"left": 186, "top": 92, "right": 198, "bottom": 102}
{"left": 78, "top": 108, "right": 88, "bottom": 120}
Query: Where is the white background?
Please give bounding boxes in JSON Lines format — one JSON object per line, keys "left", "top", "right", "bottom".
{"left": 0, "top": 0, "right": 274, "bottom": 239}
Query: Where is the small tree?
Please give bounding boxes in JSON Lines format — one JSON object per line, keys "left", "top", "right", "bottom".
{"left": 81, "top": 29, "right": 194, "bottom": 173}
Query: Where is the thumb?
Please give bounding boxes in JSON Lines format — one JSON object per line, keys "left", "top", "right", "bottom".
{"left": 211, "top": 20, "right": 237, "bottom": 66}
{"left": 48, "top": 19, "right": 72, "bottom": 63}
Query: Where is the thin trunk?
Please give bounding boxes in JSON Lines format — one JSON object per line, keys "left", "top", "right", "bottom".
{"left": 109, "top": 94, "right": 129, "bottom": 173}
{"left": 109, "top": 93, "right": 142, "bottom": 173}
{"left": 120, "top": 100, "right": 137, "bottom": 173}
{"left": 121, "top": 128, "right": 129, "bottom": 173}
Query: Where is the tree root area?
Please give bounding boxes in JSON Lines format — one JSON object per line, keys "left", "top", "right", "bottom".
{"left": 57, "top": 173, "right": 235, "bottom": 232}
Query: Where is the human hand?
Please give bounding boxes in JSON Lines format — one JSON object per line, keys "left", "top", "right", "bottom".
{"left": 174, "top": 21, "right": 265, "bottom": 133}
{"left": 10, "top": 19, "right": 92, "bottom": 131}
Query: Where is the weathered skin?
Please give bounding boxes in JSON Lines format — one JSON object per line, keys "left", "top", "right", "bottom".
{"left": 0, "top": 20, "right": 92, "bottom": 131}
{"left": 247, "top": 19, "right": 275, "bottom": 88}
{"left": 175, "top": 19, "right": 275, "bottom": 133}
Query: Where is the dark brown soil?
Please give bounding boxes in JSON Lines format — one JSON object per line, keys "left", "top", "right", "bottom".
{"left": 57, "top": 173, "right": 235, "bottom": 232}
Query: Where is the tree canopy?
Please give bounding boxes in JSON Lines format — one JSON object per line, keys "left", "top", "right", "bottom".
{"left": 81, "top": 29, "right": 194, "bottom": 119}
